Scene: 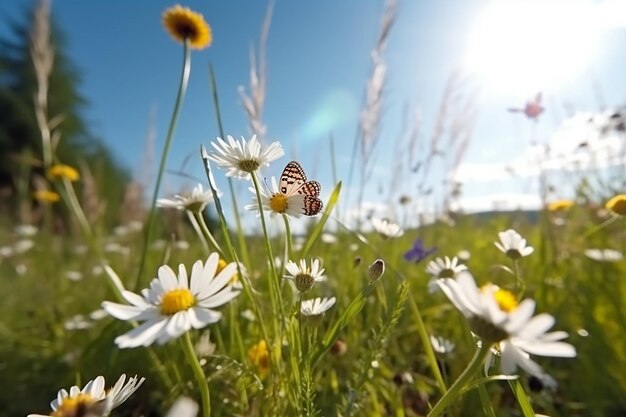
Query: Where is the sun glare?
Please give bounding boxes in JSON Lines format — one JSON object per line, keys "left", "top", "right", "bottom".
{"left": 465, "top": 0, "right": 603, "bottom": 96}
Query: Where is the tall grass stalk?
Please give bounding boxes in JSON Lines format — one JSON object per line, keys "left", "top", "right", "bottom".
{"left": 208, "top": 65, "right": 252, "bottom": 268}
{"left": 427, "top": 343, "right": 491, "bottom": 417}
{"left": 136, "top": 40, "right": 191, "bottom": 290}
{"left": 182, "top": 331, "right": 212, "bottom": 417}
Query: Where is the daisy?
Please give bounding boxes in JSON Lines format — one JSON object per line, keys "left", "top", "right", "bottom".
{"left": 584, "top": 248, "right": 623, "bottom": 262}
{"left": 28, "top": 374, "right": 144, "bottom": 417}
{"left": 162, "top": 5, "right": 212, "bottom": 49}
{"left": 245, "top": 176, "right": 309, "bottom": 217}
{"left": 426, "top": 256, "right": 467, "bottom": 279}
{"left": 606, "top": 194, "right": 626, "bottom": 216}
{"left": 430, "top": 334, "right": 456, "bottom": 354}
{"left": 426, "top": 256, "right": 467, "bottom": 292}
{"left": 301, "top": 297, "right": 336, "bottom": 316}
{"left": 494, "top": 229, "right": 534, "bottom": 259}
{"left": 371, "top": 217, "right": 404, "bottom": 238}
{"left": 157, "top": 183, "right": 216, "bottom": 213}
{"left": 208, "top": 135, "right": 284, "bottom": 180}
{"left": 284, "top": 259, "right": 326, "bottom": 292}
{"left": 102, "top": 253, "right": 240, "bottom": 348}
{"left": 437, "top": 271, "right": 576, "bottom": 382}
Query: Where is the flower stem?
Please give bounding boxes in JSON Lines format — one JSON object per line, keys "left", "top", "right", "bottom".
{"left": 136, "top": 40, "right": 191, "bottom": 290}
{"left": 251, "top": 173, "right": 285, "bottom": 320}
{"left": 427, "top": 343, "right": 491, "bottom": 417}
{"left": 193, "top": 210, "right": 226, "bottom": 258}
{"left": 407, "top": 293, "right": 447, "bottom": 394}
{"left": 282, "top": 214, "right": 293, "bottom": 260}
{"left": 182, "top": 331, "right": 211, "bottom": 417}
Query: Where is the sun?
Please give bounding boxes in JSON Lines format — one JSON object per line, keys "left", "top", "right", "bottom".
{"left": 464, "top": 0, "right": 603, "bottom": 96}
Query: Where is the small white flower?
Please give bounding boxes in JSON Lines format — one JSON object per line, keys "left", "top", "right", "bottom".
{"left": 27, "top": 374, "right": 144, "bottom": 417}
{"left": 0, "top": 246, "right": 14, "bottom": 258}
{"left": 245, "top": 177, "right": 309, "bottom": 218}
{"left": 166, "top": 396, "right": 199, "bottom": 417}
{"left": 208, "top": 135, "right": 284, "bottom": 179}
{"left": 457, "top": 249, "right": 471, "bottom": 261}
{"left": 65, "top": 270, "right": 83, "bottom": 282}
{"left": 64, "top": 314, "right": 92, "bottom": 331}
{"left": 495, "top": 229, "right": 534, "bottom": 259}
{"left": 89, "top": 309, "right": 108, "bottom": 320}
{"left": 284, "top": 259, "right": 326, "bottom": 292}
{"left": 301, "top": 297, "right": 336, "bottom": 316}
{"left": 14, "top": 239, "right": 34, "bottom": 254}
{"left": 430, "top": 334, "right": 455, "bottom": 354}
{"left": 371, "top": 217, "right": 404, "bottom": 238}
{"left": 102, "top": 253, "right": 241, "bottom": 348}
{"left": 321, "top": 232, "right": 337, "bottom": 244}
{"left": 437, "top": 271, "right": 576, "bottom": 382}
{"left": 174, "top": 240, "right": 190, "bottom": 250}
{"left": 584, "top": 248, "right": 623, "bottom": 262}
{"left": 15, "top": 224, "right": 38, "bottom": 236}
{"left": 157, "top": 183, "right": 216, "bottom": 213}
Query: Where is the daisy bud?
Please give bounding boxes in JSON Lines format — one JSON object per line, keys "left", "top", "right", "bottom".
{"left": 368, "top": 259, "right": 385, "bottom": 282}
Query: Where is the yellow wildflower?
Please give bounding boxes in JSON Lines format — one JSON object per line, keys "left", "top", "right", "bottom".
{"left": 606, "top": 194, "right": 626, "bottom": 216}
{"left": 48, "top": 164, "right": 80, "bottom": 181}
{"left": 248, "top": 340, "right": 270, "bottom": 378}
{"left": 162, "top": 5, "right": 212, "bottom": 49}
{"left": 34, "top": 189, "right": 60, "bottom": 203}
{"left": 547, "top": 199, "right": 574, "bottom": 212}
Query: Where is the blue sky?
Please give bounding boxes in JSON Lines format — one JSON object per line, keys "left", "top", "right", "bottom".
{"left": 2, "top": 0, "right": 626, "bottom": 225}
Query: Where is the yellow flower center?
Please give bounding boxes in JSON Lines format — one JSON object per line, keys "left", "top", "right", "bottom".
{"left": 237, "top": 159, "right": 260, "bottom": 173}
{"left": 217, "top": 259, "right": 239, "bottom": 284}
{"left": 493, "top": 288, "right": 518, "bottom": 312}
{"left": 269, "top": 193, "right": 288, "bottom": 213}
{"left": 160, "top": 288, "right": 195, "bottom": 315}
{"left": 52, "top": 393, "right": 101, "bottom": 417}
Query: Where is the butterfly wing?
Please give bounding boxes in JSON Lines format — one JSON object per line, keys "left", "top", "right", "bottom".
{"left": 302, "top": 195, "right": 323, "bottom": 216}
{"left": 296, "top": 180, "right": 321, "bottom": 197}
{"left": 280, "top": 161, "right": 307, "bottom": 196}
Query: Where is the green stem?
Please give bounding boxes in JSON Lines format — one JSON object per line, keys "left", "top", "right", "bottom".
{"left": 583, "top": 215, "right": 619, "bottom": 238}
{"left": 407, "top": 293, "right": 447, "bottom": 394}
{"left": 187, "top": 210, "right": 210, "bottom": 255}
{"left": 251, "top": 173, "right": 284, "bottom": 319}
{"left": 136, "top": 41, "right": 191, "bottom": 290}
{"left": 208, "top": 64, "right": 252, "bottom": 269}
{"left": 282, "top": 213, "right": 293, "bottom": 271}
{"left": 509, "top": 379, "right": 536, "bottom": 417}
{"left": 428, "top": 343, "right": 492, "bottom": 417}
{"left": 182, "top": 331, "right": 211, "bottom": 417}
{"left": 199, "top": 149, "right": 270, "bottom": 345}
{"left": 477, "top": 383, "right": 497, "bottom": 417}
{"left": 193, "top": 210, "right": 225, "bottom": 258}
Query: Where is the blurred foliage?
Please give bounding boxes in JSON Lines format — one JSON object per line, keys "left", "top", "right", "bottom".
{"left": 0, "top": 2, "right": 129, "bottom": 226}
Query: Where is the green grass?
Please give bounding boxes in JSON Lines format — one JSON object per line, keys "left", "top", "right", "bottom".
{"left": 1, "top": 204, "right": 625, "bottom": 417}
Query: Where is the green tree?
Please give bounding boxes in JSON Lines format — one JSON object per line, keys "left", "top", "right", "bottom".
{"left": 0, "top": 0, "right": 129, "bottom": 225}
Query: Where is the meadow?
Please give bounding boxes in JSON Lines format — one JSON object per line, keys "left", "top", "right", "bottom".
{"left": 2, "top": 2, "right": 626, "bottom": 417}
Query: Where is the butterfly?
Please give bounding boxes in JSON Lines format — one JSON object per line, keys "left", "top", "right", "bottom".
{"left": 277, "top": 161, "right": 323, "bottom": 216}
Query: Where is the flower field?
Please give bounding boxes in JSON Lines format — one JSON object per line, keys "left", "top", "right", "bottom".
{"left": 1, "top": 2, "right": 626, "bottom": 417}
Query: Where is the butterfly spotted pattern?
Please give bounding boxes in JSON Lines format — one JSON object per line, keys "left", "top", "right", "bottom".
{"left": 279, "top": 161, "right": 323, "bottom": 216}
